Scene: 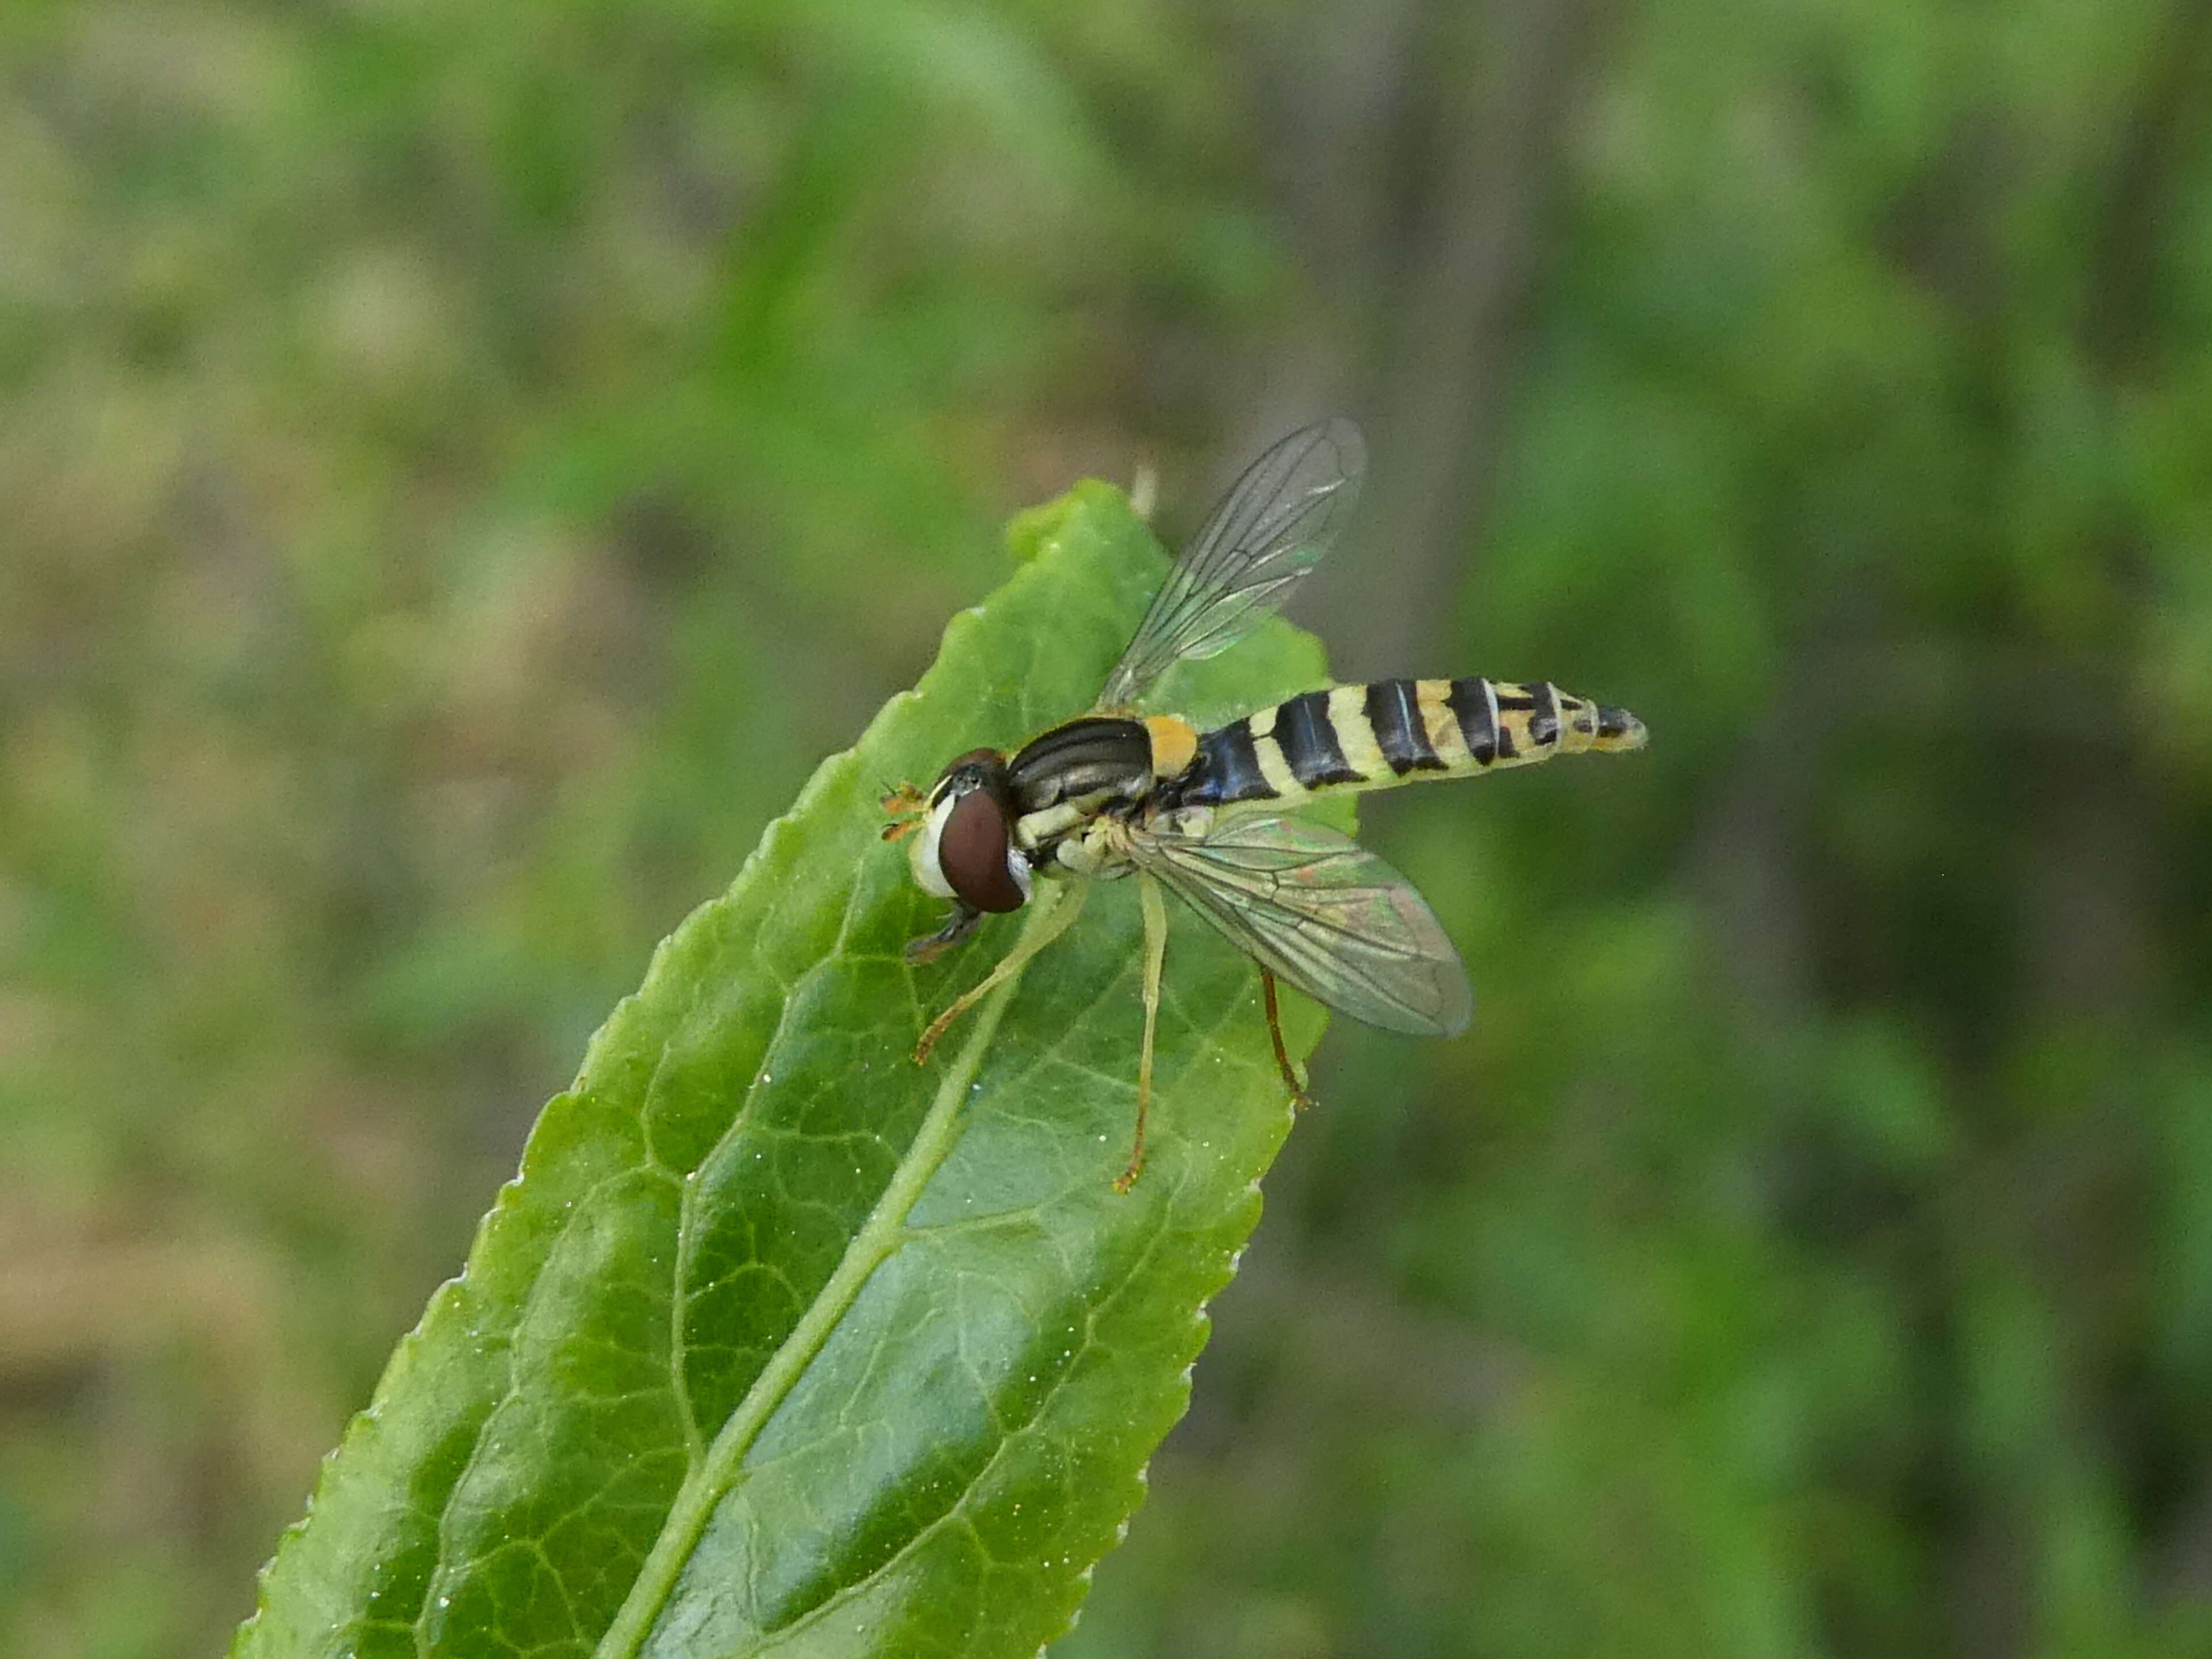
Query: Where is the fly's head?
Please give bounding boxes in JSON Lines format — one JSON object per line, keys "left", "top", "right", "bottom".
{"left": 900, "top": 748, "right": 1032, "bottom": 961}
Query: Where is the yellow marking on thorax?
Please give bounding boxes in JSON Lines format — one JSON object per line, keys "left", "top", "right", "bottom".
{"left": 1416, "top": 679, "right": 1472, "bottom": 767}
{"left": 1243, "top": 703, "right": 1305, "bottom": 800}
{"left": 1143, "top": 714, "right": 1197, "bottom": 779}
{"left": 1326, "top": 685, "right": 1387, "bottom": 778}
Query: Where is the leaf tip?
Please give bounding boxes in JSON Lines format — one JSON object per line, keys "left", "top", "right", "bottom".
{"left": 1003, "top": 478, "right": 1137, "bottom": 564}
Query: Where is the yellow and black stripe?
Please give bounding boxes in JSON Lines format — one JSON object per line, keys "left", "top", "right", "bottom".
{"left": 1168, "top": 678, "right": 1646, "bottom": 809}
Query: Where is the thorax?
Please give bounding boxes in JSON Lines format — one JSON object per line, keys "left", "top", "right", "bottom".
{"left": 1003, "top": 712, "right": 1202, "bottom": 866}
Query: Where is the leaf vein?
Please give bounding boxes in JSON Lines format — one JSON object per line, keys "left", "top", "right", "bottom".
{"left": 590, "top": 888, "right": 1073, "bottom": 1659}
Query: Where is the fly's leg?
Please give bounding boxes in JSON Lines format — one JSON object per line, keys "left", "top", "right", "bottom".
{"left": 904, "top": 902, "right": 982, "bottom": 965}
{"left": 913, "top": 880, "right": 1086, "bottom": 1066}
{"left": 1261, "top": 970, "right": 1315, "bottom": 1111}
{"left": 1114, "top": 872, "right": 1171, "bottom": 1192}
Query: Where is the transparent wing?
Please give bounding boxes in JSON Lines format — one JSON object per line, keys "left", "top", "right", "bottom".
{"left": 1097, "top": 417, "right": 1365, "bottom": 711}
{"left": 1126, "top": 813, "right": 1472, "bottom": 1037}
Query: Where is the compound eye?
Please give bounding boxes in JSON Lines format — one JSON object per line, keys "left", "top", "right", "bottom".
{"left": 938, "top": 788, "right": 1030, "bottom": 913}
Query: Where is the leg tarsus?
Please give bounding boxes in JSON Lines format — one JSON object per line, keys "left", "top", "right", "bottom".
{"left": 905, "top": 902, "right": 982, "bottom": 967}
{"left": 1262, "top": 970, "right": 1315, "bottom": 1112}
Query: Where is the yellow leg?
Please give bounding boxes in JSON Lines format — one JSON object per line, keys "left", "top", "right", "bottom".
{"left": 1261, "top": 970, "right": 1315, "bottom": 1111}
{"left": 1114, "top": 872, "right": 1171, "bottom": 1192}
{"left": 912, "top": 880, "right": 1086, "bottom": 1065}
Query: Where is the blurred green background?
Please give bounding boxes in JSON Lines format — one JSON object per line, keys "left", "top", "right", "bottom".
{"left": 5, "top": 0, "right": 2212, "bottom": 1654}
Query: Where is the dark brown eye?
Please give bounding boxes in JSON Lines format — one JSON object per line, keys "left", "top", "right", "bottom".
{"left": 939, "top": 788, "right": 1028, "bottom": 912}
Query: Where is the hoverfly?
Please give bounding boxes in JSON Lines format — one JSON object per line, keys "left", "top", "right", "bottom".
{"left": 884, "top": 419, "right": 1645, "bottom": 1188}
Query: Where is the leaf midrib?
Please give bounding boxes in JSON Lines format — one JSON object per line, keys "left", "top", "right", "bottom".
{"left": 682, "top": 970, "right": 1261, "bottom": 1656}
{"left": 589, "top": 886, "right": 1073, "bottom": 1659}
{"left": 661, "top": 821, "right": 900, "bottom": 1472}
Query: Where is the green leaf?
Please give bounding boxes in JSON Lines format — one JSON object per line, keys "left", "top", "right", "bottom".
{"left": 233, "top": 478, "right": 1333, "bottom": 1658}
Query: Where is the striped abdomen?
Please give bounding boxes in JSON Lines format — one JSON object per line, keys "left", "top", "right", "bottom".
{"left": 1165, "top": 678, "right": 1646, "bottom": 809}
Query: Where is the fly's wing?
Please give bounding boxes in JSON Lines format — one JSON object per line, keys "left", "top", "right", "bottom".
{"left": 1096, "top": 417, "right": 1365, "bottom": 711}
{"left": 1126, "top": 813, "right": 1472, "bottom": 1037}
